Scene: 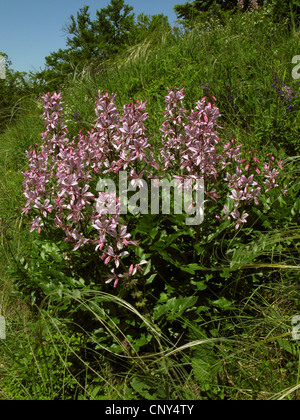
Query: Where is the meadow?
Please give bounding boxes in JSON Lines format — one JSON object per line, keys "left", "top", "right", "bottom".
{"left": 0, "top": 4, "right": 299, "bottom": 400}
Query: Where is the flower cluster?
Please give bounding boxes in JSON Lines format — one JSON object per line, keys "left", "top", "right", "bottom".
{"left": 22, "top": 91, "right": 155, "bottom": 288}
{"left": 92, "top": 191, "right": 142, "bottom": 288}
{"left": 237, "top": 0, "right": 259, "bottom": 11}
{"left": 181, "top": 97, "right": 221, "bottom": 182}
{"left": 159, "top": 87, "right": 284, "bottom": 229}
{"left": 160, "top": 87, "right": 187, "bottom": 171}
{"left": 222, "top": 149, "right": 284, "bottom": 228}
{"left": 160, "top": 87, "right": 221, "bottom": 192}
{"left": 272, "top": 73, "right": 297, "bottom": 112}
{"left": 249, "top": 0, "right": 258, "bottom": 11}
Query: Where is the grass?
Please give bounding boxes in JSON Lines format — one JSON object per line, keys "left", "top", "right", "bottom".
{"left": 1, "top": 279, "right": 299, "bottom": 400}
{"left": 0, "top": 6, "right": 299, "bottom": 400}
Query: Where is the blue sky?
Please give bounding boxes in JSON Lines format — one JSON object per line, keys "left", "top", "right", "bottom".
{"left": 0, "top": 0, "right": 183, "bottom": 73}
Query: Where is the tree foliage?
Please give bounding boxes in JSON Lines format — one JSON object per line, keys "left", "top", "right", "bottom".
{"left": 34, "top": 0, "right": 170, "bottom": 90}
{"left": 43, "top": 1, "right": 135, "bottom": 76}
{"left": 174, "top": 0, "right": 238, "bottom": 21}
{"left": 174, "top": 0, "right": 299, "bottom": 27}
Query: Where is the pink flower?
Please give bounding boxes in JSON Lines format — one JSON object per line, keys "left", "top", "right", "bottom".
{"left": 30, "top": 216, "right": 43, "bottom": 233}
{"left": 128, "top": 260, "right": 148, "bottom": 276}
{"left": 249, "top": 0, "right": 258, "bottom": 10}
{"left": 231, "top": 209, "right": 249, "bottom": 230}
{"left": 105, "top": 268, "right": 124, "bottom": 288}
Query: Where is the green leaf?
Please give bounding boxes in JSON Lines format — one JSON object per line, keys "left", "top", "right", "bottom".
{"left": 130, "top": 377, "right": 157, "bottom": 400}
{"left": 220, "top": 268, "right": 231, "bottom": 279}
{"left": 207, "top": 218, "right": 231, "bottom": 242}
{"left": 190, "top": 280, "right": 207, "bottom": 291}
{"left": 180, "top": 263, "right": 206, "bottom": 274}
{"left": 70, "top": 289, "right": 81, "bottom": 300}
{"left": 212, "top": 297, "right": 235, "bottom": 310}
{"left": 131, "top": 333, "right": 152, "bottom": 352}
{"left": 192, "top": 341, "right": 220, "bottom": 387}
{"left": 145, "top": 273, "right": 157, "bottom": 285}
{"left": 154, "top": 295, "right": 198, "bottom": 321}
{"left": 291, "top": 197, "right": 300, "bottom": 215}
{"left": 276, "top": 338, "right": 297, "bottom": 355}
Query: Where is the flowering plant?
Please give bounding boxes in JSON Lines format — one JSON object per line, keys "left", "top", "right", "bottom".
{"left": 272, "top": 73, "right": 298, "bottom": 112}
{"left": 22, "top": 88, "right": 286, "bottom": 293}
{"left": 22, "top": 91, "right": 150, "bottom": 288}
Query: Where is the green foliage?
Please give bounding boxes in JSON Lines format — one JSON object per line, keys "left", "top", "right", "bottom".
{"left": 35, "top": 1, "right": 171, "bottom": 92}
{"left": 134, "top": 13, "right": 170, "bottom": 42}
{"left": 39, "top": 1, "right": 136, "bottom": 88}
{"left": 64, "top": 0, "right": 136, "bottom": 63}
{"left": 174, "top": 0, "right": 299, "bottom": 31}
{"left": 173, "top": 0, "right": 266, "bottom": 28}
{"left": 268, "top": 0, "right": 300, "bottom": 27}
{"left": 174, "top": 0, "right": 235, "bottom": 24}
{"left": 0, "top": 53, "right": 30, "bottom": 133}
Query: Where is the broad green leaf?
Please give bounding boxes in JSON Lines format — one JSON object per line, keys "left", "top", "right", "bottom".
{"left": 212, "top": 297, "right": 235, "bottom": 310}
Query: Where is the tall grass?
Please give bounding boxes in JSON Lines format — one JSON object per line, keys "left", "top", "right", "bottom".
{"left": 1, "top": 281, "right": 299, "bottom": 400}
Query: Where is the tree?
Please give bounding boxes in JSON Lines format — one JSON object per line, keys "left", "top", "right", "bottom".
{"left": 93, "top": 0, "right": 136, "bottom": 57}
{"left": 174, "top": 0, "right": 236, "bottom": 22}
{"left": 135, "top": 13, "right": 170, "bottom": 37}
{"left": 40, "top": 0, "right": 136, "bottom": 87}
{"left": 63, "top": 0, "right": 136, "bottom": 65}
{"left": 36, "top": 0, "right": 171, "bottom": 90}
{"left": 65, "top": 5, "right": 96, "bottom": 61}
{"left": 64, "top": 0, "right": 136, "bottom": 61}
{"left": 174, "top": 0, "right": 299, "bottom": 28}
{"left": 173, "top": 0, "right": 264, "bottom": 26}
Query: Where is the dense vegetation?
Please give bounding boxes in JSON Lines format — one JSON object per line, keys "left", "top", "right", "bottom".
{"left": 0, "top": 0, "right": 299, "bottom": 400}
